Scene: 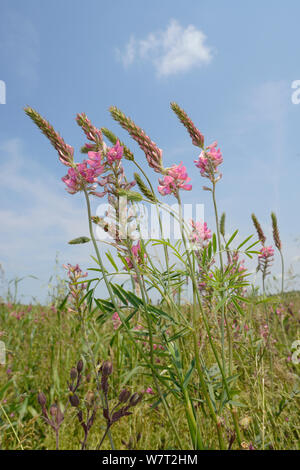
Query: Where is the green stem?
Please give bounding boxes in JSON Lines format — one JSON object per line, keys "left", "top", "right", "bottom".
{"left": 83, "top": 188, "right": 183, "bottom": 449}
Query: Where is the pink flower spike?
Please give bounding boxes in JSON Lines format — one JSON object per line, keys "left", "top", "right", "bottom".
{"left": 194, "top": 141, "right": 223, "bottom": 183}
{"left": 158, "top": 162, "right": 192, "bottom": 196}
{"left": 107, "top": 140, "right": 124, "bottom": 164}
{"left": 258, "top": 246, "right": 274, "bottom": 259}
{"left": 189, "top": 220, "right": 212, "bottom": 247}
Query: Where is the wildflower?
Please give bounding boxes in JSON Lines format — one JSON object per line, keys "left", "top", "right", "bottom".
{"left": 195, "top": 141, "right": 223, "bottom": 182}
{"left": 158, "top": 162, "right": 192, "bottom": 196}
{"left": 24, "top": 107, "right": 74, "bottom": 166}
{"left": 112, "top": 312, "right": 121, "bottom": 330}
{"left": 170, "top": 102, "right": 204, "bottom": 148}
{"left": 76, "top": 112, "right": 103, "bottom": 152}
{"left": 125, "top": 241, "right": 146, "bottom": 269}
{"left": 251, "top": 214, "right": 266, "bottom": 245}
{"left": 189, "top": 219, "right": 212, "bottom": 247}
{"left": 110, "top": 106, "right": 163, "bottom": 173}
{"left": 107, "top": 141, "right": 123, "bottom": 164}
{"left": 62, "top": 156, "right": 105, "bottom": 195}
{"left": 258, "top": 246, "right": 274, "bottom": 260}
{"left": 271, "top": 212, "right": 282, "bottom": 250}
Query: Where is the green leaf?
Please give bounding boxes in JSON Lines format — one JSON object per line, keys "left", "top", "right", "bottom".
{"left": 183, "top": 358, "right": 195, "bottom": 389}
{"left": 68, "top": 236, "right": 91, "bottom": 245}
{"left": 212, "top": 233, "right": 217, "bottom": 253}
{"left": 105, "top": 251, "right": 119, "bottom": 272}
{"left": 225, "top": 230, "right": 239, "bottom": 248}
{"left": 237, "top": 235, "right": 253, "bottom": 250}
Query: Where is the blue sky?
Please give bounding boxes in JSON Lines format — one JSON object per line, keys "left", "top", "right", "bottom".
{"left": 0, "top": 0, "right": 299, "bottom": 302}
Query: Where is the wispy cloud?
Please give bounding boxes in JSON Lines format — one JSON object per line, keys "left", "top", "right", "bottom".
{"left": 116, "top": 19, "right": 213, "bottom": 77}
{"left": 0, "top": 139, "right": 92, "bottom": 300}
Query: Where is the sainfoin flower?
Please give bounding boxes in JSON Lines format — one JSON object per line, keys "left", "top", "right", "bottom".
{"left": 158, "top": 162, "right": 192, "bottom": 196}
{"left": 258, "top": 246, "right": 274, "bottom": 260}
{"left": 189, "top": 220, "right": 212, "bottom": 246}
{"left": 125, "top": 240, "right": 146, "bottom": 269}
{"left": 107, "top": 141, "right": 123, "bottom": 164}
{"left": 195, "top": 141, "right": 223, "bottom": 182}
{"left": 112, "top": 312, "right": 121, "bottom": 330}
{"left": 62, "top": 153, "right": 105, "bottom": 195}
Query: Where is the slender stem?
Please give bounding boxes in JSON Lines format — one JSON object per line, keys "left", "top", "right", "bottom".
{"left": 279, "top": 249, "right": 284, "bottom": 295}
{"left": 83, "top": 188, "right": 183, "bottom": 449}
{"left": 0, "top": 403, "right": 24, "bottom": 450}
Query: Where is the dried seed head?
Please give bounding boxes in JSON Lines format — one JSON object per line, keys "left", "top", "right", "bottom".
{"left": 70, "top": 367, "right": 77, "bottom": 381}
{"left": 118, "top": 388, "right": 131, "bottom": 404}
{"left": 251, "top": 213, "right": 266, "bottom": 245}
{"left": 85, "top": 390, "right": 95, "bottom": 409}
{"left": 37, "top": 392, "right": 46, "bottom": 407}
{"left": 69, "top": 393, "right": 80, "bottom": 407}
{"left": 239, "top": 416, "right": 252, "bottom": 429}
{"left": 77, "top": 359, "right": 84, "bottom": 374}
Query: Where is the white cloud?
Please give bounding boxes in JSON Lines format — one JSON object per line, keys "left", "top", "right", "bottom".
{"left": 116, "top": 19, "right": 213, "bottom": 77}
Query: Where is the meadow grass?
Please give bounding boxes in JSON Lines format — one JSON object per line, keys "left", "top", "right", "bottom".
{"left": 0, "top": 290, "right": 299, "bottom": 450}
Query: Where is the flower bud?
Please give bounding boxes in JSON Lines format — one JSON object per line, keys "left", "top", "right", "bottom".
{"left": 118, "top": 388, "right": 131, "bottom": 404}
{"left": 85, "top": 373, "right": 91, "bottom": 383}
{"left": 102, "top": 360, "right": 113, "bottom": 377}
{"left": 77, "top": 359, "right": 84, "bottom": 374}
{"left": 129, "top": 393, "right": 142, "bottom": 407}
{"left": 38, "top": 392, "right": 46, "bottom": 407}
{"left": 69, "top": 393, "right": 80, "bottom": 407}
{"left": 70, "top": 367, "right": 77, "bottom": 381}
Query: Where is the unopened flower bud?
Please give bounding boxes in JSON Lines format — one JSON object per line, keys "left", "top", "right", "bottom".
{"left": 50, "top": 404, "right": 58, "bottom": 418}
{"left": 129, "top": 393, "right": 142, "bottom": 407}
{"left": 85, "top": 373, "right": 91, "bottom": 383}
{"left": 118, "top": 388, "right": 131, "bottom": 404}
{"left": 70, "top": 367, "right": 77, "bottom": 381}
{"left": 77, "top": 359, "right": 84, "bottom": 374}
{"left": 102, "top": 360, "right": 113, "bottom": 377}
{"left": 38, "top": 392, "right": 46, "bottom": 407}
{"left": 69, "top": 393, "right": 80, "bottom": 407}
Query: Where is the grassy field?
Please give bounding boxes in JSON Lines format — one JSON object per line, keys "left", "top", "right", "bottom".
{"left": 0, "top": 104, "right": 299, "bottom": 451}
{"left": 0, "top": 289, "right": 299, "bottom": 450}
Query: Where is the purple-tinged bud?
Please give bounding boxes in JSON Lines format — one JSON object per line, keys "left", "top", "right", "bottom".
{"left": 69, "top": 393, "right": 80, "bottom": 407}
{"left": 50, "top": 404, "right": 58, "bottom": 418}
{"left": 129, "top": 393, "right": 142, "bottom": 407}
{"left": 85, "top": 373, "right": 91, "bottom": 383}
{"left": 118, "top": 389, "right": 131, "bottom": 404}
{"left": 77, "top": 359, "right": 84, "bottom": 374}
{"left": 38, "top": 392, "right": 46, "bottom": 407}
{"left": 102, "top": 360, "right": 113, "bottom": 377}
{"left": 70, "top": 367, "right": 77, "bottom": 381}
{"left": 77, "top": 409, "right": 83, "bottom": 423}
